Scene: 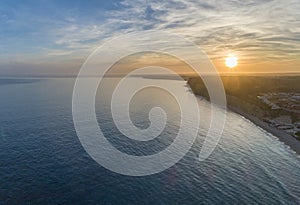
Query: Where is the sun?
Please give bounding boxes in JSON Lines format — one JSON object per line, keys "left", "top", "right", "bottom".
{"left": 225, "top": 55, "right": 238, "bottom": 68}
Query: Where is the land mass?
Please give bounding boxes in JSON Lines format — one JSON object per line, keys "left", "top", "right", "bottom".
{"left": 187, "top": 75, "right": 300, "bottom": 154}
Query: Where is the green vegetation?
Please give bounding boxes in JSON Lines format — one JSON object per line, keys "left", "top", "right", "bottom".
{"left": 188, "top": 75, "right": 300, "bottom": 139}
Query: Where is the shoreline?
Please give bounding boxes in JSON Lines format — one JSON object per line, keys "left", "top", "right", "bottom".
{"left": 187, "top": 76, "right": 300, "bottom": 156}
{"left": 227, "top": 105, "right": 300, "bottom": 155}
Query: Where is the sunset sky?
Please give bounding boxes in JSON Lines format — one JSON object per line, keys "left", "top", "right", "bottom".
{"left": 0, "top": 0, "right": 299, "bottom": 76}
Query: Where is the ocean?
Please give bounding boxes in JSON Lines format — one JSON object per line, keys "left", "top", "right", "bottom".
{"left": 0, "top": 77, "right": 299, "bottom": 204}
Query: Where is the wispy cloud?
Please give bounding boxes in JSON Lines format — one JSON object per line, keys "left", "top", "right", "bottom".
{"left": 104, "top": 0, "right": 300, "bottom": 62}
{"left": 48, "top": 0, "right": 300, "bottom": 64}
{"left": 0, "top": 0, "right": 299, "bottom": 75}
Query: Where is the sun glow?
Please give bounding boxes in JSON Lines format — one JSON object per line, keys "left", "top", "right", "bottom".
{"left": 225, "top": 55, "right": 238, "bottom": 68}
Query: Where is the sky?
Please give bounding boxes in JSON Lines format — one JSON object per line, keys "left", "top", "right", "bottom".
{"left": 0, "top": 0, "right": 300, "bottom": 76}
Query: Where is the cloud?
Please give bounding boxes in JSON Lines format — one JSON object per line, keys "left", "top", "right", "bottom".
{"left": 104, "top": 0, "right": 300, "bottom": 62}
{"left": 0, "top": 0, "right": 299, "bottom": 75}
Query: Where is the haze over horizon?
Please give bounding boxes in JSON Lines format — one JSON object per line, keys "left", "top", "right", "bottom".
{"left": 0, "top": 0, "right": 300, "bottom": 76}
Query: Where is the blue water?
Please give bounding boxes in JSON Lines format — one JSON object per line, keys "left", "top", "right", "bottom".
{"left": 0, "top": 78, "right": 299, "bottom": 204}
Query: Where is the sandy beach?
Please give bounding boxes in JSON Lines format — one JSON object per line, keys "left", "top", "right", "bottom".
{"left": 228, "top": 105, "right": 300, "bottom": 155}
{"left": 188, "top": 76, "right": 300, "bottom": 156}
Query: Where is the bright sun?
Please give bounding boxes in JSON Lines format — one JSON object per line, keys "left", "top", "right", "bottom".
{"left": 225, "top": 55, "right": 238, "bottom": 68}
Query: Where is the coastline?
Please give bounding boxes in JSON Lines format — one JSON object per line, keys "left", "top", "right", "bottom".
{"left": 227, "top": 104, "right": 300, "bottom": 155}
{"left": 187, "top": 76, "right": 300, "bottom": 156}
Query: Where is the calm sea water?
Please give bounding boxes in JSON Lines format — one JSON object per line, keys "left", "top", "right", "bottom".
{"left": 0, "top": 78, "right": 299, "bottom": 204}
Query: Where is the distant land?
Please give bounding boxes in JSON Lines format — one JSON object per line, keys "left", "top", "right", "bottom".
{"left": 188, "top": 75, "right": 300, "bottom": 154}
{"left": 0, "top": 71, "right": 300, "bottom": 79}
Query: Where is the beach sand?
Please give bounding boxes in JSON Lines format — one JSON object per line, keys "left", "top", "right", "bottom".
{"left": 228, "top": 105, "right": 300, "bottom": 155}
